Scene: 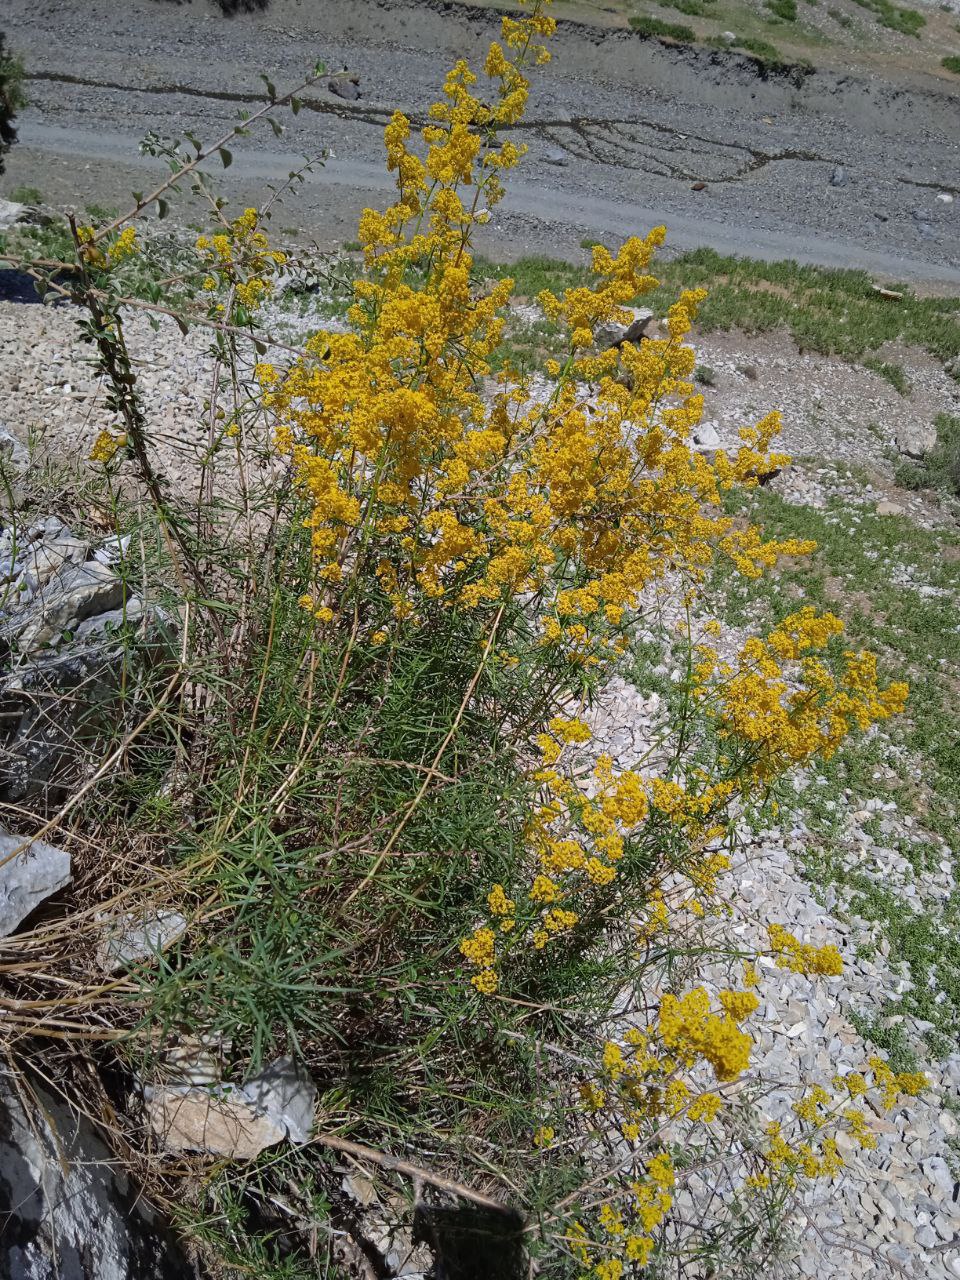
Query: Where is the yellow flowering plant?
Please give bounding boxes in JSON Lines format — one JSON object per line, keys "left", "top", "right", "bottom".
{"left": 3, "top": 4, "right": 918, "bottom": 1276}
{"left": 261, "top": 6, "right": 904, "bottom": 1264}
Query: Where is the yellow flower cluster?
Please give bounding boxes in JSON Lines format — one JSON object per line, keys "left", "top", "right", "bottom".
{"left": 459, "top": 925, "right": 497, "bottom": 992}
{"left": 748, "top": 1061, "right": 926, "bottom": 1193}
{"left": 766, "top": 923, "right": 844, "bottom": 977}
{"left": 76, "top": 223, "right": 108, "bottom": 269}
{"left": 581, "top": 994, "right": 754, "bottom": 1162}
{"left": 195, "top": 207, "right": 286, "bottom": 313}
{"left": 658, "top": 987, "right": 753, "bottom": 1082}
{"left": 762, "top": 1120, "right": 844, "bottom": 1183}
{"left": 89, "top": 428, "right": 127, "bottom": 464}
{"left": 261, "top": 0, "right": 812, "bottom": 652}
{"left": 697, "top": 609, "right": 908, "bottom": 782}
{"left": 570, "top": 1150, "right": 675, "bottom": 1277}
{"left": 868, "top": 1055, "right": 927, "bottom": 1109}
{"left": 108, "top": 225, "right": 139, "bottom": 264}
{"left": 568, "top": 1033, "right": 928, "bottom": 1272}
{"left": 465, "top": 609, "right": 900, "bottom": 986}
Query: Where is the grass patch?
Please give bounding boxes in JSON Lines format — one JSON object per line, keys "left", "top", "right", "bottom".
{"left": 643, "top": 249, "right": 960, "bottom": 364}
{"left": 851, "top": 0, "right": 926, "bottom": 34}
{"left": 628, "top": 13, "right": 697, "bottom": 39}
{"left": 734, "top": 35, "right": 789, "bottom": 62}
{"left": 849, "top": 1013, "right": 921, "bottom": 1073}
{"left": 942, "top": 55, "right": 960, "bottom": 73}
{"left": 657, "top": 0, "right": 714, "bottom": 14}
{"left": 480, "top": 248, "right": 960, "bottom": 373}
{"left": 862, "top": 357, "right": 910, "bottom": 394}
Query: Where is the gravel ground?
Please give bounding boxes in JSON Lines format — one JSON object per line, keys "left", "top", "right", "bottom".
{"left": 686, "top": 328, "right": 960, "bottom": 529}
{"left": 0, "top": 297, "right": 217, "bottom": 497}
{"left": 5, "top": 282, "right": 957, "bottom": 499}
{"left": 2, "top": 0, "right": 960, "bottom": 285}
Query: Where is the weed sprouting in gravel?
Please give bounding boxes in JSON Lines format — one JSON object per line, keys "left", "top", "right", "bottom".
{"left": 863, "top": 356, "right": 911, "bottom": 394}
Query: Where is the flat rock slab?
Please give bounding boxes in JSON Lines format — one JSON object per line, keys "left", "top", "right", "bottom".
{"left": 0, "top": 199, "right": 28, "bottom": 231}
{"left": 595, "top": 308, "right": 655, "bottom": 351}
{"left": 147, "top": 1056, "right": 316, "bottom": 1158}
{"left": 0, "top": 828, "right": 71, "bottom": 937}
{"left": 692, "top": 420, "right": 723, "bottom": 450}
{"left": 15, "top": 560, "right": 126, "bottom": 652}
{"left": 146, "top": 1091, "right": 291, "bottom": 1160}
{"left": 98, "top": 909, "right": 188, "bottom": 972}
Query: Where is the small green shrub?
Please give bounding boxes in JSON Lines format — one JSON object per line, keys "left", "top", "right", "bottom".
{"left": 893, "top": 459, "right": 926, "bottom": 490}
{"left": 863, "top": 357, "right": 910, "bottom": 394}
{"left": 942, "top": 55, "right": 960, "bottom": 74}
{"left": 892, "top": 416, "right": 960, "bottom": 494}
{"left": 736, "top": 35, "right": 789, "bottom": 63}
{"left": 0, "top": 35, "right": 25, "bottom": 175}
{"left": 766, "top": 0, "right": 799, "bottom": 21}
{"left": 9, "top": 184, "right": 42, "bottom": 204}
{"left": 629, "top": 13, "right": 697, "bottom": 39}
{"left": 84, "top": 202, "right": 120, "bottom": 222}
{"left": 924, "top": 414, "right": 960, "bottom": 493}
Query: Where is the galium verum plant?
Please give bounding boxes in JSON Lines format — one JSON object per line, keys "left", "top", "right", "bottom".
{"left": 7, "top": 1, "right": 921, "bottom": 1274}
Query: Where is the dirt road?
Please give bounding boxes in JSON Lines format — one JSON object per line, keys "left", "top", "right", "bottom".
{"left": 3, "top": 0, "right": 959, "bottom": 282}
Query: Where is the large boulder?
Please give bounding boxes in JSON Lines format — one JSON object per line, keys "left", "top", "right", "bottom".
{"left": 0, "top": 1071, "right": 200, "bottom": 1280}
{"left": 896, "top": 420, "right": 937, "bottom": 460}
{"left": 0, "top": 519, "right": 175, "bottom": 805}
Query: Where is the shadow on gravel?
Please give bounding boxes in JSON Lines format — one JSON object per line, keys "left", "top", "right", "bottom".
{"left": 414, "top": 1202, "right": 527, "bottom": 1280}
{"left": 0, "top": 269, "right": 48, "bottom": 304}
{"left": 153, "top": 0, "right": 271, "bottom": 12}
